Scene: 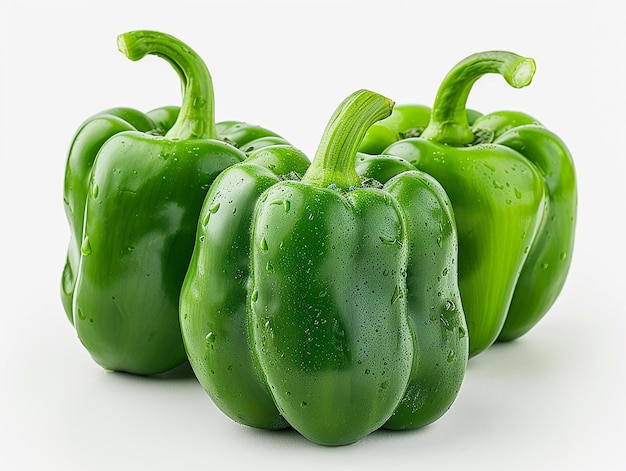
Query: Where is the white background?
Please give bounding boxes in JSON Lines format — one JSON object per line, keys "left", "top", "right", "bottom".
{"left": 2, "top": 1, "right": 625, "bottom": 469}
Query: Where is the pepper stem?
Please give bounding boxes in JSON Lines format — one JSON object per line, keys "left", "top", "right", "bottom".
{"left": 421, "top": 51, "right": 536, "bottom": 146}
{"left": 117, "top": 30, "right": 217, "bottom": 140}
{"left": 302, "top": 90, "right": 394, "bottom": 189}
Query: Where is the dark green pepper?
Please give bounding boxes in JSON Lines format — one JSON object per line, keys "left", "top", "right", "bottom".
{"left": 61, "top": 30, "right": 286, "bottom": 375}
{"left": 358, "top": 51, "right": 577, "bottom": 356}
{"left": 180, "top": 89, "right": 468, "bottom": 446}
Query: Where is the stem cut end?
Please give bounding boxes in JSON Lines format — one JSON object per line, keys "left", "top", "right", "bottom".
{"left": 116, "top": 31, "right": 151, "bottom": 62}
{"left": 116, "top": 34, "right": 130, "bottom": 58}
{"left": 509, "top": 58, "right": 536, "bottom": 88}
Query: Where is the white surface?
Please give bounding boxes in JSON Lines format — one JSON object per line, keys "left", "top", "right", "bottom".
{"left": 1, "top": 1, "right": 625, "bottom": 470}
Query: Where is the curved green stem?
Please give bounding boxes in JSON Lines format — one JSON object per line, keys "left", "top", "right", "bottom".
{"left": 421, "top": 51, "right": 536, "bottom": 146}
{"left": 302, "top": 90, "right": 394, "bottom": 189}
{"left": 117, "top": 30, "right": 216, "bottom": 140}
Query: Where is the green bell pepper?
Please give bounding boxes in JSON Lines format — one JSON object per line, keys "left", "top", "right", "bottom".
{"left": 358, "top": 51, "right": 577, "bottom": 356}
{"left": 180, "top": 89, "right": 468, "bottom": 446}
{"left": 61, "top": 30, "right": 286, "bottom": 375}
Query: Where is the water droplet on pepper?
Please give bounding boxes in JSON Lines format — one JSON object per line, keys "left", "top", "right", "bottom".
{"left": 391, "top": 285, "right": 403, "bottom": 305}
{"left": 81, "top": 237, "right": 92, "bottom": 256}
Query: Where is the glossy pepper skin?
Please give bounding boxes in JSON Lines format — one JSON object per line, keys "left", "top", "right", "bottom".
{"left": 359, "top": 51, "right": 577, "bottom": 356}
{"left": 181, "top": 90, "right": 468, "bottom": 446}
{"left": 61, "top": 31, "right": 286, "bottom": 375}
